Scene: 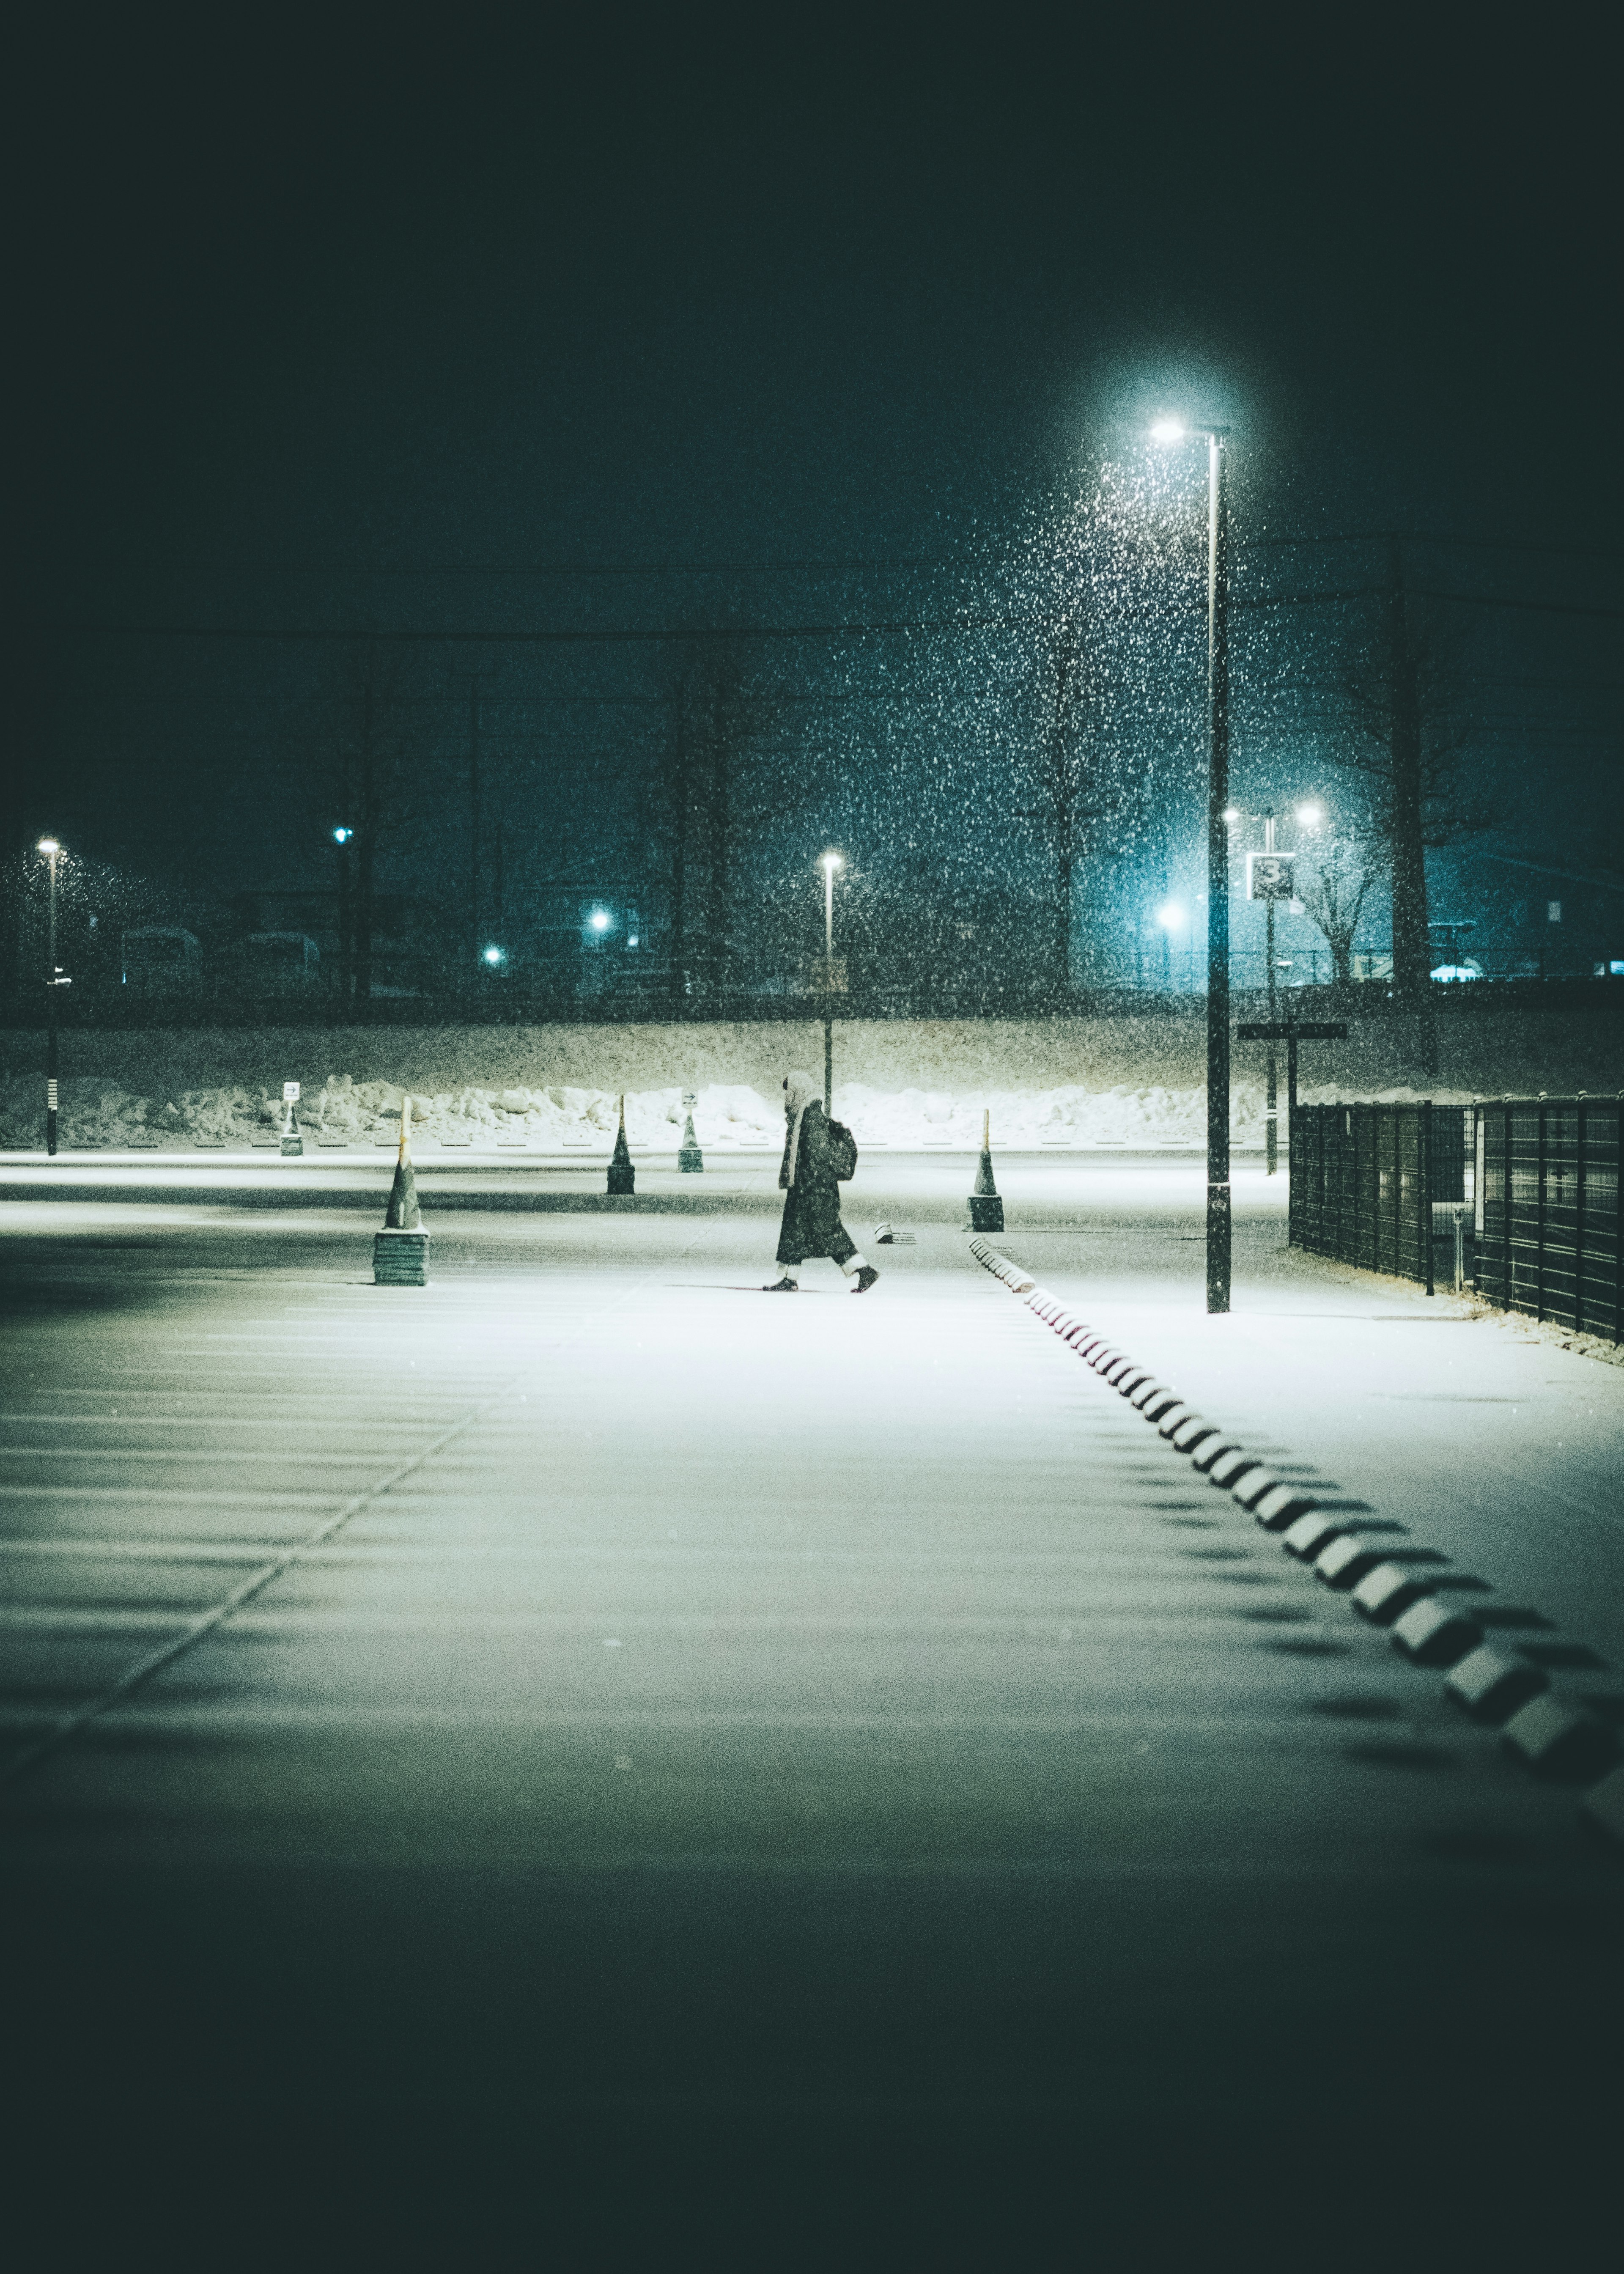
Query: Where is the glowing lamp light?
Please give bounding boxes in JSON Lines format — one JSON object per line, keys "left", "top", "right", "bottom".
{"left": 1149, "top": 419, "right": 1188, "bottom": 444}
{"left": 1295, "top": 802, "right": 1323, "bottom": 829}
{"left": 37, "top": 837, "right": 60, "bottom": 856}
{"left": 820, "top": 851, "right": 843, "bottom": 873}
{"left": 332, "top": 826, "right": 354, "bottom": 844}
{"left": 482, "top": 945, "right": 505, "bottom": 966}
{"left": 1156, "top": 902, "right": 1185, "bottom": 930}
{"left": 588, "top": 909, "right": 612, "bottom": 932}
{"left": 1222, "top": 807, "right": 1240, "bottom": 826}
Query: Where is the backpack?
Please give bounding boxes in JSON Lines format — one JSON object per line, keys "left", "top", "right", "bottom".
{"left": 827, "top": 1117, "right": 859, "bottom": 1181}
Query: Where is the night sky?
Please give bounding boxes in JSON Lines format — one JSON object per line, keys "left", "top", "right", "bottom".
{"left": 11, "top": 10, "right": 1621, "bottom": 982}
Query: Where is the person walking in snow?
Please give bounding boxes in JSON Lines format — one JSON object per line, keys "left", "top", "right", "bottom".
{"left": 765, "top": 1070, "right": 878, "bottom": 1293}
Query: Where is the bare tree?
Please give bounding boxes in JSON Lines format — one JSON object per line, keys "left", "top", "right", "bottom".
{"left": 1337, "top": 540, "right": 1482, "bottom": 999}
{"left": 1297, "top": 832, "right": 1382, "bottom": 985}
{"left": 658, "top": 650, "right": 783, "bottom": 998}
{"left": 1020, "top": 611, "right": 1119, "bottom": 994}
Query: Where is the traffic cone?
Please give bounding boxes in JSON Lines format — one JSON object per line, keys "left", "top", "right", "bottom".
{"left": 967, "top": 1108, "right": 1004, "bottom": 1233}
{"left": 375, "top": 1097, "right": 428, "bottom": 1283}
{"left": 607, "top": 1093, "right": 636, "bottom": 1194}
{"left": 678, "top": 1096, "right": 704, "bottom": 1173}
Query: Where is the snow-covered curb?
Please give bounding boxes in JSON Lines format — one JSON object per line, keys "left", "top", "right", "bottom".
{"left": 965, "top": 1235, "right": 1624, "bottom": 1846}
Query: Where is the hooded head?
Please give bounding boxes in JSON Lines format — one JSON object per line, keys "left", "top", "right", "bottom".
{"left": 783, "top": 1070, "right": 821, "bottom": 1119}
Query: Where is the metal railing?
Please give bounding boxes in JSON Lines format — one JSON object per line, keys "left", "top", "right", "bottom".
{"left": 1473, "top": 1099, "right": 1622, "bottom": 1343}
{"left": 1291, "top": 1097, "right": 1621, "bottom": 1342}
{"left": 1289, "top": 1103, "right": 1437, "bottom": 1291}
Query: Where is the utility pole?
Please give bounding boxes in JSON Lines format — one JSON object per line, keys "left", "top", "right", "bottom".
{"left": 1386, "top": 537, "right": 1429, "bottom": 1001}
{"left": 1205, "top": 431, "right": 1232, "bottom": 1313}
{"left": 38, "top": 838, "right": 63, "bottom": 1156}
{"left": 356, "top": 670, "right": 376, "bottom": 1008}
{"left": 468, "top": 680, "right": 482, "bottom": 987}
{"left": 1263, "top": 813, "right": 1278, "bottom": 1177}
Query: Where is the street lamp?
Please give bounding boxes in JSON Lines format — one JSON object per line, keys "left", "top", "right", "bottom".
{"left": 1154, "top": 417, "right": 1232, "bottom": 1312}
{"left": 332, "top": 827, "right": 355, "bottom": 1002}
{"left": 37, "top": 838, "right": 65, "bottom": 1156}
{"left": 1155, "top": 901, "right": 1186, "bottom": 991}
{"left": 819, "top": 851, "right": 844, "bottom": 1109}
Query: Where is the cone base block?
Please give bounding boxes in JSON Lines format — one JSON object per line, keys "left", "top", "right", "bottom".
{"left": 968, "top": 1194, "right": 1004, "bottom": 1232}
{"left": 374, "top": 1228, "right": 429, "bottom": 1285}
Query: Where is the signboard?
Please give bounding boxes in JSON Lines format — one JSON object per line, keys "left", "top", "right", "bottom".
{"left": 283, "top": 1081, "right": 301, "bottom": 1102}
{"left": 1246, "top": 851, "right": 1296, "bottom": 902}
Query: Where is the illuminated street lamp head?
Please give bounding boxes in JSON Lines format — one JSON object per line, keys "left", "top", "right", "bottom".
{"left": 1222, "top": 807, "right": 1239, "bottom": 826}
{"left": 588, "top": 909, "right": 612, "bottom": 932}
{"left": 1149, "top": 418, "right": 1187, "bottom": 444}
{"left": 1295, "top": 801, "right": 1324, "bottom": 828}
{"left": 332, "top": 826, "right": 354, "bottom": 844}
{"left": 482, "top": 945, "right": 505, "bottom": 966}
{"left": 37, "top": 837, "right": 60, "bottom": 856}
{"left": 820, "top": 851, "right": 843, "bottom": 873}
{"left": 1156, "top": 902, "right": 1185, "bottom": 930}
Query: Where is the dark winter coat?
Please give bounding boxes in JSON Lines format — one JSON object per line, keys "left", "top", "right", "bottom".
{"left": 776, "top": 1099, "right": 856, "bottom": 1267}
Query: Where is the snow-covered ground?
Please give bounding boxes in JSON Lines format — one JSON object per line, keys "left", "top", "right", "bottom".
{"left": 0, "top": 1072, "right": 1282, "bottom": 1151}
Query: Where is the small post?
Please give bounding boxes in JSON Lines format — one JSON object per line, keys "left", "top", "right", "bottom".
{"left": 607, "top": 1093, "right": 636, "bottom": 1194}
{"left": 968, "top": 1109, "right": 1004, "bottom": 1233}
{"left": 280, "top": 1079, "right": 303, "bottom": 1157}
{"left": 374, "top": 1095, "right": 428, "bottom": 1283}
{"left": 678, "top": 1088, "right": 704, "bottom": 1173}
{"left": 1421, "top": 1098, "right": 1435, "bottom": 1296}
{"left": 824, "top": 1014, "right": 833, "bottom": 1122}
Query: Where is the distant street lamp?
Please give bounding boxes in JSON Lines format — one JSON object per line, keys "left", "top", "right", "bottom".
{"left": 37, "top": 838, "right": 66, "bottom": 1156}
{"left": 332, "top": 827, "right": 355, "bottom": 1002}
{"left": 482, "top": 944, "right": 507, "bottom": 969}
{"left": 819, "top": 851, "right": 844, "bottom": 1110}
{"left": 1154, "top": 418, "right": 1232, "bottom": 1312}
{"left": 1155, "top": 901, "right": 1186, "bottom": 991}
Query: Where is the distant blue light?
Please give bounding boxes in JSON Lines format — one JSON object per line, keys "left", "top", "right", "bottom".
{"left": 332, "top": 827, "right": 354, "bottom": 843}
{"left": 589, "top": 909, "right": 612, "bottom": 933}
{"left": 483, "top": 945, "right": 505, "bottom": 965}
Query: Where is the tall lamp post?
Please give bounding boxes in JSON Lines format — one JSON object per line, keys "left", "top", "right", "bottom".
{"left": 37, "top": 838, "right": 64, "bottom": 1156}
{"left": 819, "top": 851, "right": 843, "bottom": 1109}
{"left": 332, "top": 827, "right": 355, "bottom": 1005}
{"left": 1152, "top": 419, "right": 1232, "bottom": 1313}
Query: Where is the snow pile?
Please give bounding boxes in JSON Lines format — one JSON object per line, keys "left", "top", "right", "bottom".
{"left": 1, "top": 1069, "right": 1273, "bottom": 1149}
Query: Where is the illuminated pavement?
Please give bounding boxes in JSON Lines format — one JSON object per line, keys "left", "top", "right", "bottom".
{"left": 1, "top": 1173, "right": 1619, "bottom": 2255}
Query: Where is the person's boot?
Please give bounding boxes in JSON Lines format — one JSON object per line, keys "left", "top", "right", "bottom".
{"left": 850, "top": 1264, "right": 880, "bottom": 1294}
{"left": 764, "top": 1275, "right": 799, "bottom": 1292}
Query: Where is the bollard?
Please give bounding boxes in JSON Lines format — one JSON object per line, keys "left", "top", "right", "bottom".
{"left": 375, "top": 1096, "right": 428, "bottom": 1285}
{"left": 607, "top": 1093, "right": 636, "bottom": 1194}
{"left": 966, "top": 1108, "right": 1004, "bottom": 1233}
{"left": 280, "top": 1080, "right": 303, "bottom": 1157}
{"left": 678, "top": 1089, "right": 704, "bottom": 1173}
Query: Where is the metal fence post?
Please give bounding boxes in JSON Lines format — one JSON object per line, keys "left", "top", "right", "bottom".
{"left": 1421, "top": 1099, "right": 1434, "bottom": 1296}
{"left": 1574, "top": 1100, "right": 1586, "bottom": 1337}
{"left": 1536, "top": 1101, "right": 1547, "bottom": 1322}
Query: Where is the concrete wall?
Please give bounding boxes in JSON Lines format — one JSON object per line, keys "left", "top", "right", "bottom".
{"left": 6, "top": 1000, "right": 1619, "bottom": 1101}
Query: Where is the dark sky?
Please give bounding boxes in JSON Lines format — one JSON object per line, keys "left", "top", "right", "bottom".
{"left": 10, "top": 6, "right": 1621, "bottom": 939}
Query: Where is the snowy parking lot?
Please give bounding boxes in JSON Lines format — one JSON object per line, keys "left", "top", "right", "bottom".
{"left": 1, "top": 1157, "right": 1619, "bottom": 2243}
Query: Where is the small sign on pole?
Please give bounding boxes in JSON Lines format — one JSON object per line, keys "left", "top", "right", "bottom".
{"left": 1246, "top": 852, "right": 1296, "bottom": 902}
{"left": 283, "top": 1082, "right": 301, "bottom": 1102}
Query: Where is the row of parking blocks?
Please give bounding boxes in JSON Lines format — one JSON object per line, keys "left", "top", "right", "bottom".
{"left": 966, "top": 1235, "right": 1624, "bottom": 1854}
